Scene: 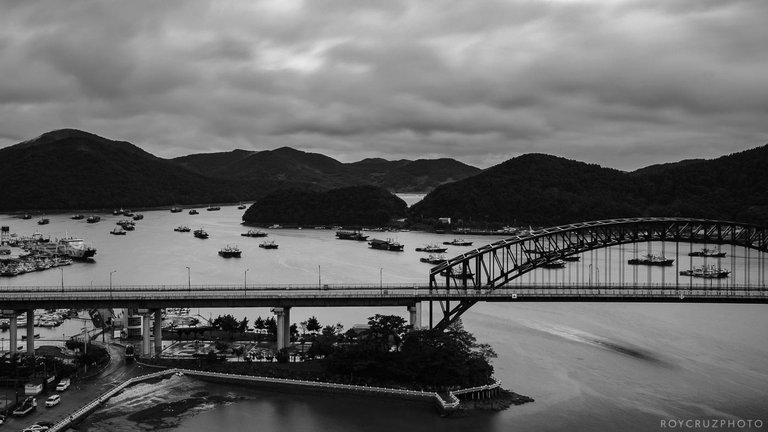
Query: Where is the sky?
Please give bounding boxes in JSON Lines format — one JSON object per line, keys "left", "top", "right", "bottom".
{"left": 0, "top": 0, "right": 766, "bottom": 171}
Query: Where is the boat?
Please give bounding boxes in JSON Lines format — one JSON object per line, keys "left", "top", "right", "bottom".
{"left": 439, "top": 268, "right": 474, "bottom": 280}
{"left": 170, "top": 207, "right": 183, "bottom": 213}
{"left": 259, "top": 240, "right": 278, "bottom": 249}
{"left": 420, "top": 254, "right": 447, "bottom": 265}
{"left": 112, "top": 208, "right": 124, "bottom": 216}
{"left": 628, "top": 254, "right": 674, "bottom": 266}
{"left": 132, "top": 214, "right": 144, "bottom": 220}
{"left": 174, "top": 225, "right": 191, "bottom": 232}
{"left": 117, "top": 220, "right": 135, "bottom": 230}
{"left": 268, "top": 224, "right": 282, "bottom": 229}
{"left": 335, "top": 230, "right": 368, "bottom": 241}
{"left": 207, "top": 206, "right": 221, "bottom": 211}
{"left": 71, "top": 214, "right": 84, "bottom": 220}
{"left": 123, "top": 210, "right": 134, "bottom": 217}
{"left": 189, "top": 209, "right": 199, "bottom": 215}
{"left": 218, "top": 245, "right": 242, "bottom": 258}
{"left": 37, "top": 218, "right": 49, "bottom": 225}
{"left": 22, "top": 214, "right": 32, "bottom": 220}
{"left": 110, "top": 228, "right": 127, "bottom": 235}
{"left": 86, "top": 215, "right": 101, "bottom": 223}
{"left": 688, "top": 248, "right": 726, "bottom": 258}
{"left": 193, "top": 229, "right": 209, "bottom": 239}
{"left": 679, "top": 265, "right": 730, "bottom": 279}
{"left": 368, "top": 238, "right": 404, "bottom": 251}
{"left": 443, "top": 239, "right": 472, "bottom": 246}
{"left": 241, "top": 229, "right": 268, "bottom": 237}
{"left": 562, "top": 256, "right": 581, "bottom": 262}
{"left": 29, "top": 237, "right": 97, "bottom": 260}
{"left": 415, "top": 244, "right": 448, "bottom": 253}
{"left": 541, "top": 259, "right": 566, "bottom": 269}
{"left": 237, "top": 203, "right": 247, "bottom": 210}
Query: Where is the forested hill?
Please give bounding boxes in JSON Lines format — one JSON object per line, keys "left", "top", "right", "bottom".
{"left": 410, "top": 145, "right": 768, "bottom": 226}
{"left": 241, "top": 186, "right": 407, "bottom": 227}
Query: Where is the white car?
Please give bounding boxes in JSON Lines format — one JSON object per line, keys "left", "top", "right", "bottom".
{"left": 45, "top": 394, "right": 60, "bottom": 407}
{"left": 56, "top": 378, "right": 70, "bottom": 391}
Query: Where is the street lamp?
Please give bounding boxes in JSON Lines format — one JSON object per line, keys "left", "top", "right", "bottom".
{"left": 60, "top": 267, "right": 64, "bottom": 292}
{"left": 588, "top": 264, "right": 593, "bottom": 286}
{"left": 186, "top": 266, "right": 191, "bottom": 292}
{"left": 110, "top": 270, "right": 117, "bottom": 298}
{"left": 244, "top": 268, "right": 249, "bottom": 294}
{"left": 380, "top": 267, "right": 383, "bottom": 294}
{"left": 318, "top": 265, "right": 321, "bottom": 288}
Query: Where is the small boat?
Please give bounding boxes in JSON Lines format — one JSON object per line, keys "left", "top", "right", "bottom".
{"left": 562, "top": 256, "right": 580, "bottom": 262}
{"left": 259, "top": 240, "right": 278, "bottom": 249}
{"left": 439, "top": 268, "right": 474, "bottom": 280}
{"left": 541, "top": 259, "right": 566, "bottom": 269}
{"left": 628, "top": 254, "right": 674, "bottom": 266}
{"left": 174, "top": 225, "right": 191, "bottom": 232}
{"left": 22, "top": 214, "right": 32, "bottom": 220}
{"left": 170, "top": 207, "right": 183, "bottom": 213}
{"left": 688, "top": 248, "right": 726, "bottom": 258}
{"left": 132, "top": 214, "right": 144, "bottom": 220}
{"left": 336, "top": 230, "right": 368, "bottom": 241}
{"left": 123, "top": 210, "right": 134, "bottom": 217}
{"left": 113, "top": 208, "right": 124, "bottom": 216}
{"left": 241, "top": 229, "right": 268, "bottom": 237}
{"left": 680, "top": 265, "right": 730, "bottom": 279}
{"left": 268, "top": 224, "right": 282, "bottom": 229}
{"left": 189, "top": 209, "right": 199, "bottom": 215}
{"left": 368, "top": 238, "right": 404, "bottom": 251}
{"left": 420, "top": 254, "right": 447, "bottom": 265}
{"left": 71, "top": 214, "right": 84, "bottom": 220}
{"left": 218, "top": 245, "right": 242, "bottom": 258}
{"left": 415, "top": 244, "right": 448, "bottom": 253}
{"left": 86, "top": 215, "right": 101, "bottom": 223}
{"left": 207, "top": 206, "right": 221, "bottom": 211}
{"left": 237, "top": 203, "right": 247, "bottom": 210}
{"left": 193, "top": 228, "right": 209, "bottom": 239}
{"left": 443, "top": 239, "right": 472, "bottom": 246}
{"left": 37, "top": 218, "right": 50, "bottom": 225}
{"left": 110, "top": 228, "right": 127, "bottom": 235}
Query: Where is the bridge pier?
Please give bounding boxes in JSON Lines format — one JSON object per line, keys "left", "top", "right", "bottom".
{"left": 271, "top": 307, "right": 291, "bottom": 351}
{"left": 142, "top": 313, "right": 151, "bottom": 358}
{"left": 408, "top": 302, "right": 421, "bottom": 330}
{"left": 154, "top": 309, "right": 163, "bottom": 357}
{"left": 9, "top": 313, "right": 18, "bottom": 354}
{"left": 26, "top": 310, "right": 35, "bottom": 355}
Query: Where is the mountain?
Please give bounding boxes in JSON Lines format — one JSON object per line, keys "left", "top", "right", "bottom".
{"left": 173, "top": 149, "right": 481, "bottom": 192}
{"left": 0, "top": 129, "right": 250, "bottom": 211}
{"left": 410, "top": 145, "right": 768, "bottom": 226}
{"left": 242, "top": 185, "right": 408, "bottom": 226}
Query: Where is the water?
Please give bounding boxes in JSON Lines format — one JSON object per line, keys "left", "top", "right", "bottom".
{"left": 1, "top": 207, "right": 767, "bottom": 431}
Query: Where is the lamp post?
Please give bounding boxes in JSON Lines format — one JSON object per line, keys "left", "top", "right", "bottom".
{"left": 244, "top": 268, "right": 249, "bottom": 294}
{"left": 60, "top": 267, "right": 64, "bottom": 292}
{"left": 318, "top": 265, "right": 321, "bottom": 288}
{"left": 110, "top": 270, "right": 117, "bottom": 298}
{"left": 186, "top": 266, "right": 191, "bottom": 292}
{"left": 588, "top": 264, "right": 593, "bottom": 287}
{"left": 380, "top": 267, "right": 383, "bottom": 294}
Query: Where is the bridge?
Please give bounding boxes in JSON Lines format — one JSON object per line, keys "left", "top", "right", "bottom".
{"left": 1, "top": 217, "right": 767, "bottom": 356}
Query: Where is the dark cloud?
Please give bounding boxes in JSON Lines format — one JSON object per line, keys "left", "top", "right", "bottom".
{"left": 0, "top": 0, "right": 765, "bottom": 170}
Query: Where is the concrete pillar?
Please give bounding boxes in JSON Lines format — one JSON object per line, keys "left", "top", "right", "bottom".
{"left": 271, "top": 307, "right": 291, "bottom": 351}
{"left": 142, "top": 314, "right": 151, "bottom": 357}
{"left": 9, "top": 314, "right": 17, "bottom": 354}
{"left": 26, "top": 310, "right": 35, "bottom": 355}
{"left": 407, "top": 302, "right": 422, "bottom": 330}
{"left": 154, "top": 309, "right": 163, "bottom": 357}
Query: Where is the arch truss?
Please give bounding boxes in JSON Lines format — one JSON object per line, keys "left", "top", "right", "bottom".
{"left": 428, "top": 217, "right": 768, "bottom": 330}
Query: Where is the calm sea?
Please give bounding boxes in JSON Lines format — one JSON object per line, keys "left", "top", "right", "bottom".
{"left": 1, "top": 204, "right": 767, "bottom": 431}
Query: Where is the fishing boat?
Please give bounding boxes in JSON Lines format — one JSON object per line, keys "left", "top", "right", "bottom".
{"left": 218, "top": 245, "right": 242, "bottom": 258}
{"left": 415, "top": 244, "right": 448, "bottom": 253}
{"left": 259, "top": 240, "right": 278, "bottom": 249}
{"left": 37, "top": 217, "right": 50, "bottom": 225}
{"left": 335, "top": 230, "right": 368, "bottom": 241}
{"left": 170, "top": 207, "right": 183, "bottom": 213}
{"left": 110, "top": 228, "right": 127, "bottom": 235}
{"left": 237, "top": 203, "right": 247, "bottom": 210}
{"left": 541, "top": 259, "right": 566, "bottom": 269}
{"left": 193, "top": 228, "right": 209, "bottom": 239}
{"left": 420, "top": 254, "right": 448, "bottom": 265}
{"left": 679, "top": 265, "right": 730, "bottom": 278}
{"left": 189, "top": 209, "right": 199, "bottom": 215}
{"left": 86, "top": 215, "right": 101, "bottom": 223}
{"left": 241, "top": 229, "right": 268, "bottom": 237}
{"left": 628, "top": 254, "right": 674, "bottom": 266}
{"left": 71, "top": 214, "right": 84, "bottom": 220}
{"left": 174, "top": 225, "right": 191, "bottom": 232}
{"left": 439, "top": 268, "right": 474, "bottom": 280}
{"left": 443, "top": 239, "right": 472, "bottom": 246}
{"left": 368, "top": 238, "right": 404, "bottom": 251}
{"left": 688, "top": 248, "right": 726, "bottom": 258}
{"left": 562, "top": 256, "right": 581, "bottom": 262}
{"left": 207, "top": 206, "right": 221, "bottom": 211}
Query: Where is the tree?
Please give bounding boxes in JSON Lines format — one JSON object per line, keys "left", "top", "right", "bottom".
{"left": 265, "top": 317, "right": 277, "bottom": 340}
{"left": 306, "top": 316, "right": 321, "bottom": 338}
{"left": 367, "top": 314, "right": 410, "bottom": 351}
{"left": 237, "top": 317, "right": 249, "bottom": 333}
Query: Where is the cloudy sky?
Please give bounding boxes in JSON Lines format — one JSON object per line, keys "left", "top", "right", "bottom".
{"left": 1, "top": 0, "right": 766, "bottom": 170}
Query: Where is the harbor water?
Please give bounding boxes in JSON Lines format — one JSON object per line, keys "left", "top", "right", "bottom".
{"left": 1, "top": 206, "right": 767, "bottom": 431}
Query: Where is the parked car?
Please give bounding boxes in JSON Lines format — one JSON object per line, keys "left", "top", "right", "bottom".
{"left": 45, "top": 394, "right": 61, "bottom": 407}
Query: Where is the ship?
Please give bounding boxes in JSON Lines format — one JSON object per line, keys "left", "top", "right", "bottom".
{"left": 259, "top": 240, "right": 279, "bottom": 249}
{"left": 443, "top": 239, "right": 473, "bottom": 246}
{"left": 110, "top": 228, "right": 127, "bottom": 235}
{"left": 86, "top": 215, "right": 101, "bottom": 223}
{"left": 679, "top": 265, "right": 730, "bottom": 279}
{"left": 541, "top": 259, "right": 566, "bottom": 269}
{"left": 70, "top": 214, "right": 84, "bottom": 220}
{"left": 688, "top": 248, "right": 726, "bottom": 258}
{"left": 420, "top": 254, "right": 448, "bottom": 265}
{"left": 193, "top": 228, "right": 209, "bottom": 239}
{"left": 241, "top": 229, "right": 268, "bottom": 237}
{"left": 415, "top": 244, "right": 448, "bottom": 253}
{"left": 33, "top": 237, "right": 97, "bottom": 260}
{"left": 132, "top": 214, "right": 144, "bottom": 220}
{"left": 368, "top": 238, "right": 404, "bottom": 251}
{"left": 207, "top": 206, "right": 221, "bottom": 211}
{"left": 218, "top": 245, "right": 242, "bottom": 258}
{"left": 37, "top": 217, "right": 50, "bottom": 225}
{"left": 174, "top": 225, "right": 191, "bottom": 232}
{"left": 170, "top": 207, "right": 183, "bottom": 213}
{"left": 189, "top": 209, "right": 199, "bottom": 215}
{"left": 628, "top": 254, "right": 674, "bottom": 266}
{"left": 335, "top": 230, "right": 368, "bottom": 241}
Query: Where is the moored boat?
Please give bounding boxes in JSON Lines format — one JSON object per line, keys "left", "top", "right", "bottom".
{"left": 170, "top": 207, "right": 183, "bottom": 213}
{"left": 562, "top": 256, "right": 580, "bottom": 262}
{"left": 241, "top": 229, "right": 268, "bottom": 237}
{"left": 420, "top": 254, "right": 447, "bottom": 265}
{"left": 368, "top": 238, "right": 404, "bottom": 251}
{"left": 193, "top": 228, "right": 209, "bottom": 239}
{"left": 174, "top": 225, "right": 191, "bottom": 232}
{"left": 542, "top": 259, "right": 566, "bottom": 269}
{"left": 189, "top": 209, "right": 199, "bottom": 215}
{"left": 110, "top": 228, "right": 127, "bottom": 235}
{"left": 336, "top": 230, "right": 368, "bottom": 241}
{"left": 680, "top": 265, "right": 730, "bottom": 278}
{"left": 628, "top": 254, "right": 674, "bottom": 266}
{"left": 415, "top": 244, "right": 448, "bottom": 253}
{"left": 688, "top": 248, "right": 726, "bottom": 258}
{"left": 439, "top": 267, "right": 474, "bottom": 280}
{"left": 207, "top": 206, "right": 221, "bottom": 211}
{"left": 71, "top": 214, "right": 84, "bottom": 220}
{"left": 86, "top": 215, "right": 101, "bottom": 223}
{"left": 443, "top": 239, "right": 472, "bottom": 246}
{"left": 259, "top": 240, "right": 278, "bottom": 249}
{"left": 37, "top": 217, "right": 50, "bottom": 225}
{"left": 218, "top": 245, "right": 242, "bottom": 258}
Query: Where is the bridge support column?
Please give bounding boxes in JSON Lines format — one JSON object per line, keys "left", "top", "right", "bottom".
{"left": 9, "top": 313, "right": 18, "bottom": 354}
{"left": 271, "top": 307, "right": 291, "bottom": 351}
{"left": 26, "top": 310, "right": 35, "bottom": 355}
{"left": 142, "top": 314, "right": 151, "bottom": 358}
{"left": 154, "top": 309, "right": 163, "bottom": 357}
{"left": 407, "top": 303, "right": 422, "bottom": 330}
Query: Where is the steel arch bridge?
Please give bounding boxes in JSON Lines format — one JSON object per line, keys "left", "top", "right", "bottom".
{"left": 428, "top": 217, "right": 768, "bottom": 330}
